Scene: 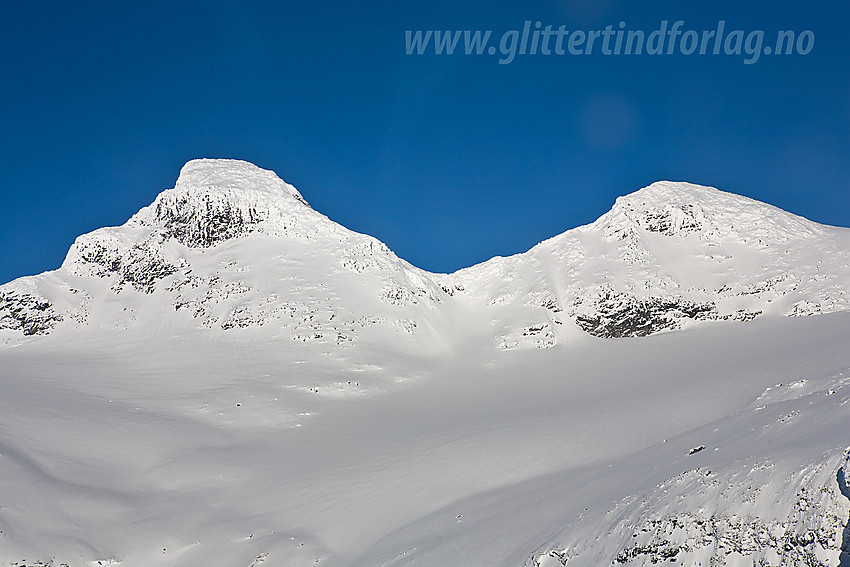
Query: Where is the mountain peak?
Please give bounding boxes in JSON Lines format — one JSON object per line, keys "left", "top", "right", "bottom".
{"left": 596, "top": 180, "right": 824, "bottom": 241}
{"left": 128, "top": 158, "right": 312, "bottom": 247}
{"left": 172, "top": 158, "right": 308, "bottom": 205}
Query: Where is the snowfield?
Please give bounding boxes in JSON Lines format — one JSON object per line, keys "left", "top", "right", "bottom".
{"left": 1, "top": 159, "right": 849, "bottom": 567}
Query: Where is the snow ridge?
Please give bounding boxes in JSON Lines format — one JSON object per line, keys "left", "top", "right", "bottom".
{"left": 2, "top": 163, "right": 850, "bottom": 346}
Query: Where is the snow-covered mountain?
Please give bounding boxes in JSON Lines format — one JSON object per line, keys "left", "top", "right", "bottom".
{"left": 1, "top": 159, "right": 459, "bottom": 351}
{"left": 3, "top": 159, "right": 849, "bottom": 346}
{"left": 1, "top": 159, "right": 849, "bottom": 567}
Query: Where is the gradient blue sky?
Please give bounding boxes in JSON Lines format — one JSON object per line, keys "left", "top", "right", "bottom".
{"left": 1, "top": 0, "right": 848, "bottom": 284}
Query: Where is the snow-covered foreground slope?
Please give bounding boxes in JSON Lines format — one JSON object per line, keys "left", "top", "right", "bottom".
{"left": 1, "top": 160, "right": 849, "bottom": 567}
{"left": 1, "top": 314, "right": 850, "bottom": 567}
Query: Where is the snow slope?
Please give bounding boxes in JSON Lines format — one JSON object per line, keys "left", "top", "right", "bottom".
{"left": 1, "top": 159, "right": 849, "bottom": 567}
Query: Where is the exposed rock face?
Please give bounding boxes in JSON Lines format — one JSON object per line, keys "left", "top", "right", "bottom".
{"left": 115, "top": 240, "right": 179, "bottom": 293}
{"left": 609, "top": 487, "right": 846, "bottom": 566}
{"left": 570, "top": 286, "right": 718, "bottom": 338}
{"left": 153, "top": 196, "right": 261, "bottom": 247}
{"left": 128, "top": 158, "right": 312, "bottom": 247}
{"left": 0, "top": 290, "right": 62, "bottom": 335}
{"left": 63, "top": 229, "right": 180, "bottom": 293}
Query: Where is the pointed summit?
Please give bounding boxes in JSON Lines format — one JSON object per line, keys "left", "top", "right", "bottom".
{"left": 128, "top": 159, "right": 313, "bottom": 247}
{"left": 172, "top": 158, "right": 308, "bottom": 204}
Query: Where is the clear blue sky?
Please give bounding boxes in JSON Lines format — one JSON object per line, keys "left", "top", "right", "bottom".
{"left": 1, "top": 0, "right": 848, "bottom": 284}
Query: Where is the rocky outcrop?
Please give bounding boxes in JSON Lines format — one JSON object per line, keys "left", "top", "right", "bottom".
{"left": 528, "top": 458, "right": 850, "bottom": 567}
{"left": 128, "top": 158, "right": 314, "bottom": 247}
{"left": 0, "top": 290, "right": 63, "bottom": 335}
{"left": 570, "top": 286, "right": 717, "bottom": 338}
{"left": 153, "top": 195, "right": 262, "bottom": 247}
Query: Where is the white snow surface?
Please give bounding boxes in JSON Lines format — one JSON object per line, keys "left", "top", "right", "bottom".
{"left": 1, "top": 159, "right": 850, "bottom": 567}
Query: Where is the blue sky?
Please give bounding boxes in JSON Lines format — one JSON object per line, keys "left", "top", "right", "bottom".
{"left": 1, "top": 0, "right": 848, "bottom": 284}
